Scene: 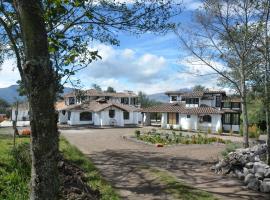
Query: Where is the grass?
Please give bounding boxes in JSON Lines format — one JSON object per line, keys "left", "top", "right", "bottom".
{"left": 0, "top": 134, "right": 30, "bottom": 200}
{"left": 0, "top": 130, "right": 120, "bottom": 200}
{"left": 144, "top": 167, "right": 218, "bottom": 200}
{"left": 221, "top": 142, "right": 242, "bottom": 158}
{"left": 60, "top": 137, "right": 120, "bottom": 200}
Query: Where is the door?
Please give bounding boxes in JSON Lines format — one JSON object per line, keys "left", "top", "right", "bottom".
{"left": 168, "top": 113, "right": 177, "bottom": 124}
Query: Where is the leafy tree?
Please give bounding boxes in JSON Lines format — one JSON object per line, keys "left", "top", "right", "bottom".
{"left": 0, "top": 0, "right": 182, "bottom": 198}
{"left": 192, "top": 85, "right": 207, "bottom": 92}
{"left": 106, "top": 86, "right": 116, "bottom": 93}
{"left": 0, "top": 98, "right": 10, "bottom": 115}
{"left": 138, "top": 91, "right": 161, "bottom": 108}
{"left": 178, "top": 0, "right": 261, "bottom": 147}
{"left": 92, "top": 83, "right": 102, "bottom": 91}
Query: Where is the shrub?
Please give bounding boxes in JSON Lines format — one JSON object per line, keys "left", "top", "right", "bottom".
{"left": 239, "top": 124, "right": 243, "bottom": 136}
{"left": 221, "top": 143, "right": 241, "bottom": 157}
{"left": 134, "top": 130, "right": 140, "bottom": 138}
{"left": 249, "top": 125, "right": 260, "bottom": 139}
{"left": 217, "top": 128, "right": 222, "bottom": 135}
{"left": 11, "top": 143, "right": 31, "bottom": 176}
{"left": 169, "top": 124, "right": 173, "bottom": 130}
{"left": 21, "top": 129, "right": 31, "bottom": 136}
{"left": 207, "top": 127, "right": 211, "bottom": 134}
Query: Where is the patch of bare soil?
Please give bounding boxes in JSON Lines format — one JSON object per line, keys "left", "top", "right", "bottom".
{"left": 58, "top": 157, "right": 101, "bottom": 200}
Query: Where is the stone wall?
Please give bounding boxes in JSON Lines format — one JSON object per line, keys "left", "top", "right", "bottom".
{"left": 211, "top": 144, "right": 270, "bottom": 193}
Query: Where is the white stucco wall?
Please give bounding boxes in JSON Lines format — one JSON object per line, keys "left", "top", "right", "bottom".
{"left": 68, "top": 111, "right": 94, "bottom": 125}
{"left": 161, "top": 113, "right": 222, "bottom": 133}
{"left": 12, "top": 108, "right": 29, "bottom": 121}
{"left": 58, "top": 110, "right": 68, "bottom": 124}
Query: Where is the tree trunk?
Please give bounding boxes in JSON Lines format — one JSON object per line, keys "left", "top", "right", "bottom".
{"left": 263, "top": 0, "right": 270, "bottom": 165}
{"left": 14, "top": 1, "right": 59, "bottom": 199}
{"left": 265, "top": 68, "right": 270, "bottom": 164}
{"left": 12, "top": 100, "right": 19, "bottom": 147}
{"left": 240, "top": 69, "right": 249, "bottom": 148}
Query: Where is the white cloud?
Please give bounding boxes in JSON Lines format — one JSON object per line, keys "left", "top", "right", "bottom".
{"left": 0, "top": 59, "right": 20, "bottom": 88}
{"left": 82, "top": 44, "right": 168, "bottom": 84}
{"left": 178, "top": 56, "right": 224, "bottom": 75}
{"left": 182, "top": 0, "right": 203, "bottom": 10}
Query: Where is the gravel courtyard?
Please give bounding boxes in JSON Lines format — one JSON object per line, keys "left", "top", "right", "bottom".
{"left": 62, "top": 127, "right": 268, "bottom": 200}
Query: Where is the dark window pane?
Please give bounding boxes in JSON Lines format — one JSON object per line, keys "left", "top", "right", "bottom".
{"left": 109, "top": 110, "right": 115, "bottom": 118}
{"left": 123, "top": 111, "right": 129, "bottom": 120}
{"left": 223, "top": 113, "right": 231, "bottom": 124}
{"left": 80, "top": 112, "right": 92, "bottom": 121}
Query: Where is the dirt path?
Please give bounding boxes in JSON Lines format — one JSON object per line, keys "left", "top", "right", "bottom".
{"left": 62, "top": 128, "right": 269, "bottom": 200}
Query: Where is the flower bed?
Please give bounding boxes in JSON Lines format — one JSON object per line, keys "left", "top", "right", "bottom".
{"left": 134, "top": 130, "right": 231, "bottom": 145}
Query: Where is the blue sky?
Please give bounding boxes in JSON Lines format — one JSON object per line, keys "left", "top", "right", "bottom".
{"left": 0, "top": 0, "right": 220, "bottom": 94}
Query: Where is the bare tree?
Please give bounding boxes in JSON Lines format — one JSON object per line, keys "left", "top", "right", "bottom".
{"left": 177, "top": 0, "right": 261, "bottom": 147}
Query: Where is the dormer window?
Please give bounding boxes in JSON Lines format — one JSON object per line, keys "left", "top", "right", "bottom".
{"left": 171, "top": 96, "right": 177, "bottom": 101}
{"left": 186, "top": 98, "right": 199, "bottom": 104}
{"left": 69, "top": 97, "right": 75, "bottom": 105}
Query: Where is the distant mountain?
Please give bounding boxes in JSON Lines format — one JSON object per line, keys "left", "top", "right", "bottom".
{"left": 0, "top": 85, "right": 73, "bottom": 104}
{"left": 147, "top": 88, "right": 192, "bottom": 103}
{"left": 147, "top": 93, "right": 168, "bottom": 103}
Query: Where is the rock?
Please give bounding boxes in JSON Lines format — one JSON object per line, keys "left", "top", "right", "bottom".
{"left": 260, "top": 179, "right": 270, "bottom": 193}
{"left": 243, "top": 167, "right": 249, "bottom": 176}
{"left": 244, "top": 174, "right": 255, "bottom": 185}
{"left": 265, "top": 169, "right": 270, "bottom": 178}
{"left": 235, "top": 170, "right": 245, "bottom": 180}
{"left": 247, "top": 177, "right": 260, "bottom": 191}
{"left": 246, "top": 162, "right": 254, "bottom": 169}
{"left": 253, "top": 162, "right": 267, "bottom": 174}
{"left": 255, "top": 172, "right": 264, "bottom": 180}
{"left": 254, "top": 156, "right": 260, "bottom": 162}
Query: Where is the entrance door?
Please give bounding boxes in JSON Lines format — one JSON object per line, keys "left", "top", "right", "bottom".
{"left": 168, "top": 113, "right": 177, "bottom": 124}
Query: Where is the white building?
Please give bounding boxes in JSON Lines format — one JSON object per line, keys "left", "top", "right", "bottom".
{"left": 11, "top": 101, "right": 30, "bottom": 121}
{"left": 142, "top": 90, "right": 241, "bottom": 133}
{"left": 57, "top": 90, "right": 142, "bottom": 127}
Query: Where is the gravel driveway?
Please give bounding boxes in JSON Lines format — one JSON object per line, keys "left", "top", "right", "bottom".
{"left": 62, "top": 127, "right": 269, "bottom": 200}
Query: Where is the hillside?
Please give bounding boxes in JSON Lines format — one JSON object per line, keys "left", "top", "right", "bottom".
{"left": 0, "top": 85, "right": 73, "bottom": 104}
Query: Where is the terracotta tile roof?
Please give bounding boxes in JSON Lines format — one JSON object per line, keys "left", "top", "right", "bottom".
{"left": 165, "top": 90, "right": 226, "bottom": 98}
{"left": 64, "top": 89, "right": 138, "bottom": 98}
{"left": 141, "top": 103, "right": 223, "bottom": 114}
{"left": 181, "top": 91, "right": 205, "bottom": 98}
{"left": 55, "top": 101, "right": 66, "bottom": 110}
{"left": 222, "top": 109, "right": 241, "bottom": 113}
{"left": 58, "top": 100, "right": 140, "bottom": 113}
{"left": 222, "top": 96, "right": 241, "bottom": 102}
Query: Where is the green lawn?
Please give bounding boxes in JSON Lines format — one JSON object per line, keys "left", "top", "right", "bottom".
{"left": 0, "top": 133, "right": 120, "bottom": 200}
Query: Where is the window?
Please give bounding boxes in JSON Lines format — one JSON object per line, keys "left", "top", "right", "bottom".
{"left": 187, "top": 115, "right": 191, "bottom": 118}
{"left": 80, "top": 112, "right": 92, "bottom": 121}
{"left": 232, "top": 102, "right": 240, "bottom": 109}
{"left": 200, "top": 115, "right": 212, "bottom": 123}
{"left": 216, "top": 96, "right": 221, "bottom": 107}
{"left": 68, "top": 111, "right": 71, "bottom": 120}
{"left": 186, "top": 98, "right": 199, "bottom": 104}
{"left": 123, "top": 111, "right": 129, "bottom": 120}
{"left": 223, "top": 113, "right": 231, "bottom": 124}
{"left": 121, "top": 98, "right": 129, "bottom": 104}
{"left": 171, "top": 96, "right": 177, "bottom": 101}
{"left": 232, "top": 113, "right": 240, "bottom": 125}
{"left": 223, "top": 102, "right": 231, "bottom": 108}
{"left": 109, "top": 109, "right": 115, "bottom": 118}
{"left": 69, "top": 97, "right": 75, "bottom": 105}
